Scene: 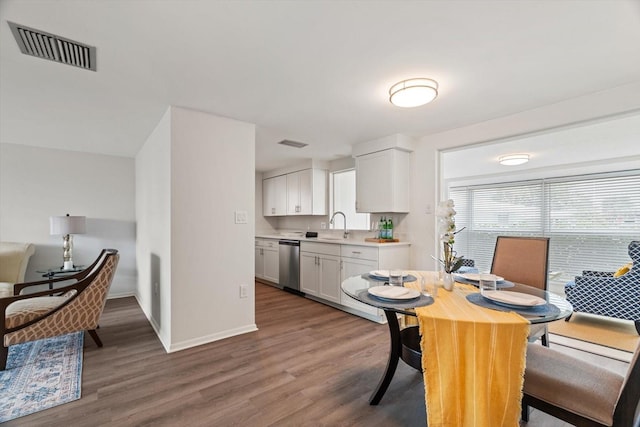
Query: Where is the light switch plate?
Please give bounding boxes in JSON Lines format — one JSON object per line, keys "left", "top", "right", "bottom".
{"left": 234, "top": 210, "right": 248, "bottom": 224}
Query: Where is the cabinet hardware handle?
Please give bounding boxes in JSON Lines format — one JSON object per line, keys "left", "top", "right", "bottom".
{"left": 352, "top": 251, "right": 361, "bottom": 254}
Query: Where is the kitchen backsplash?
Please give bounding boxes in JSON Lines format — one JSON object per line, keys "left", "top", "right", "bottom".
{"left": 257, "top": 213, "right": 409, "bottom": 242}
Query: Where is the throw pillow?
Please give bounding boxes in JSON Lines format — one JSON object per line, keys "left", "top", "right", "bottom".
{"left": 613, "top": 262, "right": 633, "bottom": 278}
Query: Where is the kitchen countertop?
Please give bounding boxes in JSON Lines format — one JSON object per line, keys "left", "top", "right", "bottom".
{"left": 255, "top": 233, "right": 411, "bottom": 247}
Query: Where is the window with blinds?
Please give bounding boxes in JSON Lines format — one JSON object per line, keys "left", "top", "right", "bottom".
{"left": 449, "top": 170, "right": 640, "bottom": 286}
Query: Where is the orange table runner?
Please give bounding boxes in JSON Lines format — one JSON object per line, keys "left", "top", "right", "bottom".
{"left": 406, "top": 273, "right": 529, "bottom": 426}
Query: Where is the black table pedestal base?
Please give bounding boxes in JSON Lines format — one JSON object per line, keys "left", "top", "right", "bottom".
{"left": 369, "top": 310, "right": 422, "bottom": 405}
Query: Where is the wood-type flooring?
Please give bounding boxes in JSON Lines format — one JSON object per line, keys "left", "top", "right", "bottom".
{"left": 5, "top": 281, "right": 629, "bottom": 426}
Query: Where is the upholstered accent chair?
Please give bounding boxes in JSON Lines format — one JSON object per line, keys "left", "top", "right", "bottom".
{"left": 522, "top": 342, "right": 640, "bottom": 426}
{"left": 490, "top": 236, "right": 551, "bottom": 346}
{"left": 0, "top": 242, "right": 36, "bottom": 298}
{"left": 565, "top": 241, "right": 640, "bottom": 334}
{"left": 0, "top": 249, "right": 119, "bottom": 370}
{"left": 456, "top": 258, "right": 478, "bottom": 274}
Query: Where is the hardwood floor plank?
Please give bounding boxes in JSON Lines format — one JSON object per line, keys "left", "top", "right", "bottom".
{"left": 3, "top": 281, "right": 627, "bottom": 426}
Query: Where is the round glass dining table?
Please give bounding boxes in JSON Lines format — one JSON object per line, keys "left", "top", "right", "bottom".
{"left": 341, "top": 271, "right": 573, "bottom": 405}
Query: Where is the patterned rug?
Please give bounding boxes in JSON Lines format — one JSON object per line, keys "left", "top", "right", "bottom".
{"left": 0, "top": 332, "right": 84, "bottom": 423}
{"left": 548, "top": 313, "right": 639, "bottom": 352}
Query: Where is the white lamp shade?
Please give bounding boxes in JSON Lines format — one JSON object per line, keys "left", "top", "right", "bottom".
{"left": 50, "top": 215, "right": 86, "bottom": 235}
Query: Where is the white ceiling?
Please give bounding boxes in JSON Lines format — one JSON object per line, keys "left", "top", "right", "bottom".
{"left": 2, "top": 0, "right": 640, "bottom": 172}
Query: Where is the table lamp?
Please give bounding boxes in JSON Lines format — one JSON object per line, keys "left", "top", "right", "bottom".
{"left": 50, "top": 214, "right": 86, "bottom": 270}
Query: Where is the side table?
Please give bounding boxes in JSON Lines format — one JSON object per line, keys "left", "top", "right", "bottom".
{"left": 36, "top": 266, "right": 84, "bottom": 289}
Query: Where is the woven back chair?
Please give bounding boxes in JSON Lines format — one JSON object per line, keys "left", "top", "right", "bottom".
{"left": 491, "top": 236, "right": 550, "bottom": 346}
{"left": 0, "top": 249, "right": 119, "bottom": 370}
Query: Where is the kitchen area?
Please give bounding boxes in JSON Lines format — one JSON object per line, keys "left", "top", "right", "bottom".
{"left": 255, "top": 135, "right": 414, "bottom": 323}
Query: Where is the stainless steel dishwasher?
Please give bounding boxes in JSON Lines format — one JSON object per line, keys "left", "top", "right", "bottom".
{"left": 279, "top": 239, "right": 301, "bottom": 294}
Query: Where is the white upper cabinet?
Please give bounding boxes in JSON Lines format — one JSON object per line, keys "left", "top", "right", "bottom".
{"left": 263, "top": 175, "right": 287, "bottom": 216}
{"left": 286, "top": 169, "right": 327, "bottom": 216}
{"left": 355, "top": 148, "right": 410, "bottom": 213}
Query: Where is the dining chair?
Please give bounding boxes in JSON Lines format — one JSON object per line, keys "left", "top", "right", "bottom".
{"left": 0, "top": 249, "right": 119, "bottom": 370}
{"left": 490, "top": 236, "right": 550, "bottom": 346}
{"left": 522, "top": 342, "right": 640, "bottom": 426}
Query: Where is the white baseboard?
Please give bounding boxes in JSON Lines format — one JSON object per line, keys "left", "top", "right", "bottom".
{"left": 107, "top": 291, "right": 135, "bottom": 299}
{"left": 168, "top": 324, "right": 259, "bottom": 353}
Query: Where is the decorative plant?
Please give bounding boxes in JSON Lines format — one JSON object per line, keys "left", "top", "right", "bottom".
{"left": 435, "top": 199, "right": 466, "bottom": 273}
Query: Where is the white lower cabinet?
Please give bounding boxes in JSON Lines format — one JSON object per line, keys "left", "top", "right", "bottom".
{"left": 340, "top": 256, "right": 381, "bottom": 318}
{"left": 255, "top": 239, "right": 279, "bottom": 284}
{"left": 298, "top": 241, "right": 410, "bottom": 323}
{"left": 300, "top": 242, "right": 341, "bottom": 303}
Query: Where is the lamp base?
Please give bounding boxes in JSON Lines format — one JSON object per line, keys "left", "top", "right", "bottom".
{"left": 63, "top": 260, "right": 74, "bottom": 270}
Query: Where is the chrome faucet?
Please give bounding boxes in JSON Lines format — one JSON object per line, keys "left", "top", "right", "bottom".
{"left": 329, "top": 211, "right": 349, "bottom": 239}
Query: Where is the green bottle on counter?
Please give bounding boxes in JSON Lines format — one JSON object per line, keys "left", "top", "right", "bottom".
{"left": 388, "top": 217, "right": 393, "bottom": 240}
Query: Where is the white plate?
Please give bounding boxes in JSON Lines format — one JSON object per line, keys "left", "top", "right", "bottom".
{"left": 461, "top": 273, "right": 504, "bottom": 282}
{"left": 370, "top": 270, "right": 409, "bottom": 278}
{"left": 368, "top": 286, "right": 420, "bottom": 301}
{"left": 482, "top": 291, "right": 546, "bottom": 307}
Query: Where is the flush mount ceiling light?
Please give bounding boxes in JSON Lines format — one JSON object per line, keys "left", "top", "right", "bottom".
{"left": 389, "top": 78, "right": 438, "bottom": 108}
{"left": 499, "top": 154, "right": 530, "bottom": 166}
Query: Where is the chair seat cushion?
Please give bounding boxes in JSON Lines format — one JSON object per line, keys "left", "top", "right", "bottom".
{"left": 5, "top": 291, "right": 77, "bottom": 329}
{"left": 0, "top": 283, "right": 13, "bottom": 299}
{"left": 524, "top": 343, "right": 623, "bottom": 425}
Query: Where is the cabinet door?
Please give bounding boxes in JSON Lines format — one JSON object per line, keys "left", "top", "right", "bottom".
{"left": 356, "top": 150, "right": 390, "bottom": 213}
{"left": 255, "top": 247, "right": 264, "bottom": 279}
{"left": 355, "top": 149, "right": 409, "bottom": 213}
{"left": 286, "top": 172, "right": 301, "bottom": 215}
{"left": 263, "top": 247, "right": 279, "bottom": 283}
{"left": 300, "top": 252, "right": 319, "bottom": 296}
{"left": 341, "top": 257, "right": 379, "bottom": 315}
{"left": 297, "top": 169, "right": 313, "bottom": 215}
{"left": 318, "top": 254, "right": 341, "bottom": 303}
{"left": 263, "top": 175, "right": 287, "bottom": 216}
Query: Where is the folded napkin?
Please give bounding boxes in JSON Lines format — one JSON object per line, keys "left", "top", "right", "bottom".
{"left": 415, "top": 283, "right": 529, "bottom": 427}
{"left": 483, "top": 290, "right": 544, "bottom": 306}
{"left": 369, "top": 286, "right": 411, "bottom": 298}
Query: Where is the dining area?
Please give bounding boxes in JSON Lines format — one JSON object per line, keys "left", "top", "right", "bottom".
{"left": 341, "top": 266, "right": 640, "bottom": 426}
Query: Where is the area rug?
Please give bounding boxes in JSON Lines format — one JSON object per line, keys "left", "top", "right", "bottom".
{"left": 0, "top": 332, "right": 84, "bottom": 423}
{"left": 549, "top": 313, "right": 639, "bottom": 354}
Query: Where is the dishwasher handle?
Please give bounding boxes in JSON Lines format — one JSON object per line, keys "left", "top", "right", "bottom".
{"left": 279, "top": 239, "right": 300, "bottom": 246}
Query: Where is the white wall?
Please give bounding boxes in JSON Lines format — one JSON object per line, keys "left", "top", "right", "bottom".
{"left": 136, "top": 106, "right": 257, "bottom": 352}
{"left": 135, "top": 107, "right": 172, "bottom": 345}
{"left": 0, "top": 143, "right": 136, "bottom": 296}
{"left": 407, "top": 82, "right": 640, "bottom": 271}
{"left": 170, "top": 107, "right": 256, "bottom": 350}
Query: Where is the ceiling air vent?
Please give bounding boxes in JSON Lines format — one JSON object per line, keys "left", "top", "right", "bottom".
{"left": 278, "top": 139, "right": 308, "bottom": 148}
{"left": 8, "top": 21, "right": 97, "bottom": 71}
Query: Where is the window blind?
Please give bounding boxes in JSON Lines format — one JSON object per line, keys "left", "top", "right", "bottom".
{"left": 449, "top": 170, "right": 640, "bottom": 286}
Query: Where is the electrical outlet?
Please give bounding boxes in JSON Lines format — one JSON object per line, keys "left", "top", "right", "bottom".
{"left": 239, "top": 284, "right": 248, "bottom": 298}
{"left": 320, "top": 222, "right": 326, "bottom": 229}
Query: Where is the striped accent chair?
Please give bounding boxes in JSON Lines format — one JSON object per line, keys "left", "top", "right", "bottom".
{"left": 565, "top": 241, "right": 640, "bottom": 334}
{"left": 0, "top": 249, "right": 119, "bottom": 370}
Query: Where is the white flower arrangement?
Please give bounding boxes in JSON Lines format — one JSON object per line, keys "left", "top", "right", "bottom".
{"left": 435, "top": 199, "right": 465, "bottom": 273}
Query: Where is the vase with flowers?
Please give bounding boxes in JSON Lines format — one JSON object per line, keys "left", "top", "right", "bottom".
{"left": 435, "top": 199, "right": 465, "bottom": 291}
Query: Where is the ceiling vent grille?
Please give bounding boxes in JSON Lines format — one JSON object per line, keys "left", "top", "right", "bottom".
{"left": 278, "top": 139, "right": 308, "bottom": 148}
{"left": 8, "top": 21, "right": 96, "bottom": 71}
